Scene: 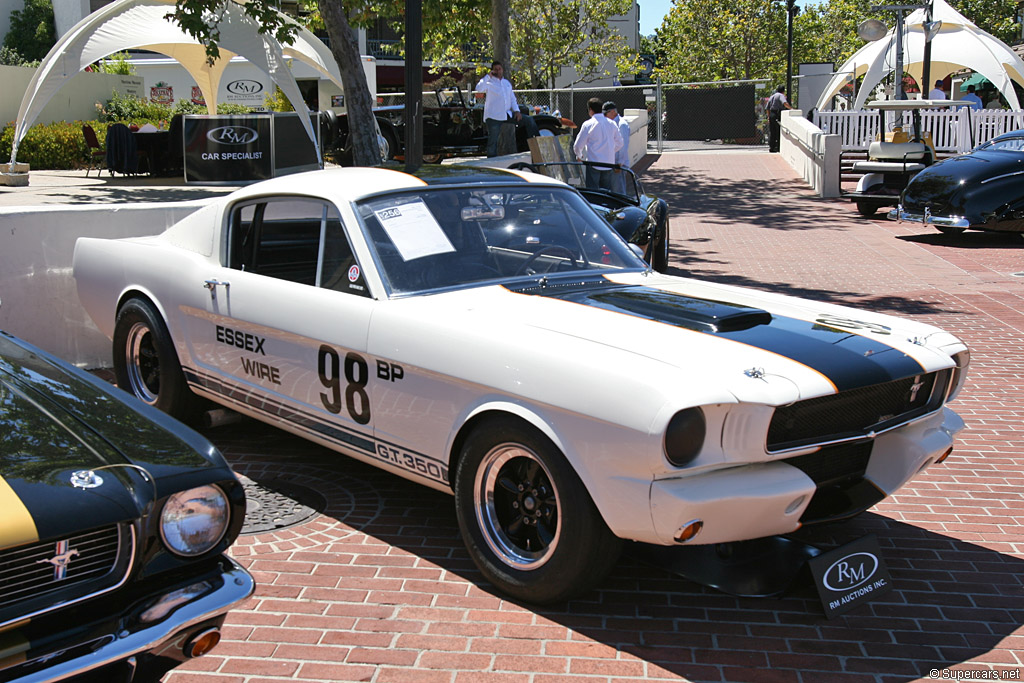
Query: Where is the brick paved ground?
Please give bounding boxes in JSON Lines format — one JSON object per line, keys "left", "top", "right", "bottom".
{"left": 162, "top": 152, "right": 1023, "bottom": 683}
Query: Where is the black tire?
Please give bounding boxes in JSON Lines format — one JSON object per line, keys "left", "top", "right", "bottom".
{"left": 856, "top": 201, "right": 877, "bottom": 217}
{"left": 454, "top": 417, "right": 623, "bottom": 604}
{"left": 380, "top": 124, "right": 399, "bottom": 161}
{"left": 112, "top": 298, "right": 197, "bottom": 422}
{"left": 936, "top": 226, "right": 966, "bottom": 235}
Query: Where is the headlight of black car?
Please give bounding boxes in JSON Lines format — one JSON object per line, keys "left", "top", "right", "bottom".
{"left": 160, "top": 485, "right": 231, "bottom": 556}
{"left": 664, "top": 407, "right": 706, "bottom": 467}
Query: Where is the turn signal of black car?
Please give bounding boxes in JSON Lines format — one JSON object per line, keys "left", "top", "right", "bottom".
{"left": 664, "top": 407, "right": 706, "bottom": 467}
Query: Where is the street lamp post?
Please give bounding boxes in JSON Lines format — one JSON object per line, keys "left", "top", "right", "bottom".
{"left": 786, "top": 0, "right": 796, "bottom": 105}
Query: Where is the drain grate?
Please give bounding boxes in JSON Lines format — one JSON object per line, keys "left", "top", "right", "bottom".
{"left": 238, "top": 475, "right": 326, "bottom": 534}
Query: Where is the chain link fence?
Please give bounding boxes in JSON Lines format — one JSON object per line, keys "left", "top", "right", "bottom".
{"left": 376, "top": 79, "right": 773, "bottom": 150}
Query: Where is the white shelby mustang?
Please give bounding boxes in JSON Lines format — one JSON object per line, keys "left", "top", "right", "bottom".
{"left": 73, "top": 165, "right": 968, "bottom": 603}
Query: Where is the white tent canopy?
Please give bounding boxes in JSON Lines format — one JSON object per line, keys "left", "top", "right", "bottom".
{"left": 816, "top": 0, "right": 1024, "bottom": 111}
{"left": 10, "top": 0, "right": 345, "bottom": 163}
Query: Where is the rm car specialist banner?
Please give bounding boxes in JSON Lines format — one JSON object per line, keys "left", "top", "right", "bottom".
{"left": 184, "top": 115, "right": 273, "bottom": 183}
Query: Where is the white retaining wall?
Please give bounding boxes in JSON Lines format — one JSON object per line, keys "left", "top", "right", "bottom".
{"left": 0, "top": 202, "right": 209, "bottom": 367}
{"left": 780, "top": 109, "right": 841, "bottom": 198}
{"left": 0, "top": 65, "right": 137, "bottom": 127}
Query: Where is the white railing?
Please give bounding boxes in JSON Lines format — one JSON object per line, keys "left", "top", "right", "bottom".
{"left": 816, "top": 109, "right": 1024, "bottom": 153}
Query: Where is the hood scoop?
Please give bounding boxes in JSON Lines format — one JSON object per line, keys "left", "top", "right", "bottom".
{"left": 530, "top": 283, "right": 773, "bottom": 333}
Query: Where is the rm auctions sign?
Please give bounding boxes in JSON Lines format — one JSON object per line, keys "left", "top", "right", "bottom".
{"left": 808, "top": 535, "right": 893, "bottom": 619}
{"left": 183, "top": 115, "right": 273, "bottom": 183}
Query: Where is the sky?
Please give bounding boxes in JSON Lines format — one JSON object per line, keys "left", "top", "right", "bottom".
{"left": 638, "top": 0, "right": 809, "bottom": 36}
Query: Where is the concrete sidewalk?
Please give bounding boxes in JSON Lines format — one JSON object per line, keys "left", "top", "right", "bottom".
{"left": 142, "top": 151, "right": 1023, "bottom": 683}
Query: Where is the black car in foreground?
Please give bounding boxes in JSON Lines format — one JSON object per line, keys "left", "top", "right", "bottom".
{"left": 512, "top": 160, "right": 671, "bottom": 272}
{"left": 890, "top": 129, "right": 1024, "bottom": 234}
{"left": 0, "top": 331, "right": 253, "bottom": 682}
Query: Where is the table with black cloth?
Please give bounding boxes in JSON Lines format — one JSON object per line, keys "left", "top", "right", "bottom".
{"left": 132, "top": 130, "right": 171, "bottom": 176}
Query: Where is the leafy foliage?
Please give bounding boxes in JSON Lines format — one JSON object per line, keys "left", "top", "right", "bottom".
{"left": 96, "top": 91, "right": 174, "bottom": 123}
{"left": 0, "top": 45, "right": 40, "bottom": 67}
{"left": 0, "top": 121, "right": 107, "bottom": 170}
{"left": 95, "top": 52, "right": 137, "bottom": 75}
{"left": 655, "top": 0, "right": 788, "bottom": 83}
{"left": 2, "top": 0, "right": 56, "bottom": 62}
{"left": 510, "top": 0, "right": 639, "bottom": 89}
{"left": 264, "top": 85, "right": 296, "bottom": 112}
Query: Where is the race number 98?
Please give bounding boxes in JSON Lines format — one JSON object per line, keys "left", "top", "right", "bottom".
{"left": 318, "top": 345, "right": 371, "bottom": 425}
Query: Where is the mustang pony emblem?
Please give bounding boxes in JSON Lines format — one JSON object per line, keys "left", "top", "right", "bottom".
{"left": 36, "top": 540, "right": 80, "bottom": 581}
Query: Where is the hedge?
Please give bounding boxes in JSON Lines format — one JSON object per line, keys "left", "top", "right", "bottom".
{"left": 0, "top": 120, "right": 110, "bottom": 170}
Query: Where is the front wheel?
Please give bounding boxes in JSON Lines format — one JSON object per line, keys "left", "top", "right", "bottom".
{"left": 856, "top": 201, "right": 877, "bottom": 217}
{"left": 936, "top": 226, "right": 966, "bottom": 235}
{"left": 454, "top": 418, "right": 622, "bottom": 603}
{"left": 113, "top": 298, "right": 197, "bottom": 422}
{"left": 652, "top": 220, "right": 670, "bottom": 273}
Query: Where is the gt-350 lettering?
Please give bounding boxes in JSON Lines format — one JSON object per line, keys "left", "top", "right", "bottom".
{"left": 240, "top": 356, "right": 281, "bottom": 385}
{"left": 318, "top": 345, "right": 371, "bottom": 425}
{"left": 376, "top": 444, "right": 448, "bottom": 483}
{"left": 216, "top": 325, "right": 267, "bottom": 354}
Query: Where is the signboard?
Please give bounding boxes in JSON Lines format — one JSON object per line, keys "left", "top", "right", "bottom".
{"left": 808, "top": 535, "right": 893, "bottom": 619}
{"left": 183, "top": 115, "right": 273, "bottom": 183}
{"left": 150, "top": 81, "right": 173, "bottom": 106}
{"left": 224, "top": 78, "right": 266, "bottom": 108}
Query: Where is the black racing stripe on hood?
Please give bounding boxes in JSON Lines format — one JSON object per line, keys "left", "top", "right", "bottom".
{"left": 516, "top": 282, "right": 925, "bottom": 392}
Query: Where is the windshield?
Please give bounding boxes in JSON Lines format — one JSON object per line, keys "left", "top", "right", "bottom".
{"left": 356, "top": 186, "right": 647, "bottom": 295}
{"left": 978, "top": 136, "right": 1024, "bottom": 153}
{"left": 525, "top": 162, "right": 641, "bottom": 202}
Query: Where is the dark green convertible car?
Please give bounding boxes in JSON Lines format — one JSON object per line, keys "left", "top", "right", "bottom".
{"left": 0, "top": 331, "right": 252, "bottom": 682}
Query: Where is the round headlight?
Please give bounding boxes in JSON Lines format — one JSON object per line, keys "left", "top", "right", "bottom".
{"left": 664, "top": 407, "right": 706, "bottom": 467}
{"left": 160, "top": 485, "right": 230, "bottom": 557}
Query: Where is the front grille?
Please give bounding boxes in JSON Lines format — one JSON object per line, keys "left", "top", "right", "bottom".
{"left": 783, "top": 441, "right": 873, "bottom": 487}
{"left": 0, "top": 525, "right": 129, "bottom": 621}
{"left": 767, "top": 370, "right": 950, "bottom": 452}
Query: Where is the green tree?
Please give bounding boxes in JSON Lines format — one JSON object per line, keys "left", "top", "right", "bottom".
{"left": 655, "top": 0, "right": 787, "bottom": 83}
{"left": 96, "top": 51, "right": 136, "bottom": 75}
{"left": 510, "top": 0, "right": 639, "bottom": 89}
{"left": 3, "top": 0, "right": 56, "bottom": 62}
{"left": 950, "top": 0, "right": 1019, "bottom": 43}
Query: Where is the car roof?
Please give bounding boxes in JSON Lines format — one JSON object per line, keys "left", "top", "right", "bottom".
{"left": 221, "top": 165, "right": 563, "bottom": 207}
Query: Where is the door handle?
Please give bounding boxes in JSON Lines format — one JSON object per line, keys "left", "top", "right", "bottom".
{"left": 203, "top": 279, "right": 230, "bottom": 299}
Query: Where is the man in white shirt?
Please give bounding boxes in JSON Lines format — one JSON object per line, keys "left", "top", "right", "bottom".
{"left": 475, "top": 60, "right": 521, "bottom": 157}
{"left": 928, "top": 80, "right": 946, "bottom": 100}
{"left": 573, "top": 97, "right": 622, "bottom": 190}
{"left": 603, "top": 101, "right": 631, "bottom": 194}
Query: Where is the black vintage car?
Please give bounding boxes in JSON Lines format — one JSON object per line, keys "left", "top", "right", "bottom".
{"left": 338, "top": 87, "right": 574, "bottom": 162}
{"left": 0, "top": 331, "right": 253, "bottom": 682}
{"left": 511, "top": 160, "right": 671, "bottom": 272}
{"left": 890, "top": 129, "right": 1024, "bottom": 234}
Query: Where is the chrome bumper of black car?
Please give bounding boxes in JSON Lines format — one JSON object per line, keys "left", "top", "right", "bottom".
{"left": 888, "top": 205, "right": 970, "bottom": 228}
{"left": 5, "top": 557, "right": 254, "bottom": 683}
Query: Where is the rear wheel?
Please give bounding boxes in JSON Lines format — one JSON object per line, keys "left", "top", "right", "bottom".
{"left": 652, "top": 220, "right": 670, "bottom": 273}
{"left": 113, "top": 298, "right": 197, "bottom": 422}
{"left": 454, "top": 417, "right": 622, "bottom": 604}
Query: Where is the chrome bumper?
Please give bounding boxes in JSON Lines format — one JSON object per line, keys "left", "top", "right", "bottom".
{"left": 9, "top": 557, "right": 254, "bottom": 683}
{"left": 888, "top": 205, "right": 970, "bottom": 228}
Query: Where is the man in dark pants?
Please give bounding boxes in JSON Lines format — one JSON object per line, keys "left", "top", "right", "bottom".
{"left": 766, "top": 86, "right": 792, "bottom": 153}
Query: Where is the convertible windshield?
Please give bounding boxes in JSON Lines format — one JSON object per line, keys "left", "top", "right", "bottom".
{"left": 979, "top": 136, "right": 1024, "bottom": 153}
{"left": 357, "top": 186, "right": 646, "bottom": 295}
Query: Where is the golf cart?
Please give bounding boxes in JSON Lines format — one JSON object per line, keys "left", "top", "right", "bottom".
{"left": 847, "top": 100, "right": 973, "bottom": 217}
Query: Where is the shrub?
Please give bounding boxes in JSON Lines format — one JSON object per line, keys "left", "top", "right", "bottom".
{"left": 0, "top": 120, "right": 109, "bottom": 169}
{"left": 97, "top": 91, "right": 172, "bottom": 123}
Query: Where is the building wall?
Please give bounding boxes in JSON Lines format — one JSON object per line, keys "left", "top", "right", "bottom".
{"left": 0, "top": 0, "right": 19, "bottom": 47}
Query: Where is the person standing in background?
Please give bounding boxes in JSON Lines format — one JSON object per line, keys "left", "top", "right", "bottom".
{"left": 928, "top": 80, "right": 946, "bottom": 100}
{"left": 765, "top": 86, "right": 792, "bottom": 153}
{"left": 603, "top": 101, "right": 631, "bottom": 194}
{"left": 573, "top": 97, "right": 622, "bottom": 190}
{"left": 475, "top": 60, "right": 521, "bottom": 157}
{"left": 961, "top": 85, "right": 982, "bottom": 110}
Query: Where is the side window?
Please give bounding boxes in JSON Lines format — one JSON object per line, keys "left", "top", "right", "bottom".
{"left": 320, "top": 213, "right": 370, "bottom": 296}
{"left": 228, "top": 198, "right": 369, "bottom": 297}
